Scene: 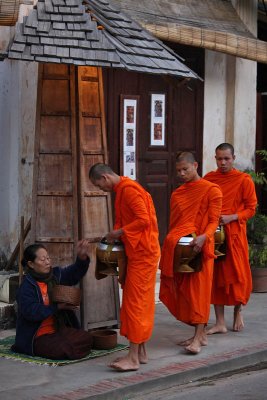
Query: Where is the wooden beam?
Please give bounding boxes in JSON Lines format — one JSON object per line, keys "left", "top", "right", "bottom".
{"left": 5, "top": 218, "right": 31, "bottom": 271}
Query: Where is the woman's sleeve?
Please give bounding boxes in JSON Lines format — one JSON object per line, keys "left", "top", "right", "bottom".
{"left": 58, "top": 257, "right": 90, "bottom": 286}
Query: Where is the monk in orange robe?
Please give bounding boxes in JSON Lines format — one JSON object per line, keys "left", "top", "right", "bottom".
{"left": 160, "top": 152, "right": 222, "bottom": 354}
{"left": 89, "top": 163, "right": 160, "bottom": 371}
{"left": 204, "top": 143, "right": 257, "bottom": 333}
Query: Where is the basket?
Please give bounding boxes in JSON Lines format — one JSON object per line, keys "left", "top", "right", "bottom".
{"left": 91, "top": 329, "right": 117, "bottom": 350}
{"left": 52, "top": 285, "right": 81, "bottom": 306}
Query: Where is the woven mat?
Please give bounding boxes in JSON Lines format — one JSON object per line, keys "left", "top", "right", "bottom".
{"left": 0, "top": 336, "right": 128, "bottom": 366}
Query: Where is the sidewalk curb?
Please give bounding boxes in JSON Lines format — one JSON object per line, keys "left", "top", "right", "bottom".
{"left": 39, "top": 341, "right": 267, "bottom": 400}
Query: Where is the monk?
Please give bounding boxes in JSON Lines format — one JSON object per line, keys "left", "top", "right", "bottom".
{"left": 160, "top": 152, "right": 222, "bottom": 354}
{"left": 89, "top": 163, "right": 160, "bottom": 371}
{"left": 204, "top": 143, "right": 257, "bottom": 333}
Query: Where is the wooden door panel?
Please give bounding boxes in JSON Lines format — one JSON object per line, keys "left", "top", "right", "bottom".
{"left": 82, "top": 197, "right": 110, "bottom": 238}
{"left": 36, "top": 197, "right": 73, "bottom": 239}
{"left": 31, "top": 64, "right": 78, "bottom": 267}
{"left": 147, "top": 182, "right": 169, "bottom": 244}
{"left": 41, "top": 243, "right": 74, "bottom": 267}
{"left": 80, "top": 66, "right": 98, "bottom": 79}
{"left": 176, "top": 87, "right": 198, "bottom": 150}
{"left": 80, "top": 117, "right": 103, "bottom": 152}
{"left": 80, "top": 154, "right": 104, "bottom": 192}
{"left": 38, "top": 154, "right": 72, "bottom": 193}
{"left": 142, "top": 159, "right": 169, "bottom": 177}
{"left": 40, "top": 116, "right": 71, "bottom": 153}
{"left": 41, "top": 80, "right": 70, "bottom": 115}
{"left": 80, "top": 81, "right": 101, "bottom": 117}
{"left": 43, "top": 64, "right": 69, "bottom": 76}
{"left": 82, "top": 244, "right": 120, "bottom": 330}
{"left": 78, "top": 66, "right": 120, "bottom": 329}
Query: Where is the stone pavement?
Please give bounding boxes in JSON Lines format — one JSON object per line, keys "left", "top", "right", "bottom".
{"left": 0, "top": 292, "right": 267, "bottom": 400}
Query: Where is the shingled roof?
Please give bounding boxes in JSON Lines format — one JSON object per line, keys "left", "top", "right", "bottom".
{"left": 8, "top": 0, "right": 199, "bottom": 78}
{"left": 84, "top": 0, "right": 197, "bottom": 77}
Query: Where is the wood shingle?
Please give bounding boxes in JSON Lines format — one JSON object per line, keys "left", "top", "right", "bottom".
{"left": 8, "top": 0, "right": 199, "bottom": 77}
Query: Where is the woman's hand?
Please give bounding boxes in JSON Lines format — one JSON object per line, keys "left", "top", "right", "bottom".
{"left": 76, "top": 239, "right": 90, "bottom": 260}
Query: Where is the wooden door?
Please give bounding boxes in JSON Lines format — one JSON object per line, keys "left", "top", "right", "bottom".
{"left": 32, "top": 63, "right": 78, "bottom": 265}
{"left": 32, "top": 64, "right": 119, "bottom": 330}
{"left": 104, "top": 45, "right": 204, "bottom": 244}
{"left": 77, "top": 67, "right": 120, "bottom": 329}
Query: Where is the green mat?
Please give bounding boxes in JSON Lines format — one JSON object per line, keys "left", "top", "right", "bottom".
{"left": 0, "top": 336, "right": 128, "bottom": 366}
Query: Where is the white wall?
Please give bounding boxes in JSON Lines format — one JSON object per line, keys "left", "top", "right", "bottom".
{"left": 202, "top": 51, "right": 227, "bottom": 173}
{"left": 202, "top": 0, "right": 257, "bottom": 174}
{"left": 233, "top": 58, "right": 257, "bottom": 171}
{"left": 0, "top": 59, "right": 38, "bottom": 258}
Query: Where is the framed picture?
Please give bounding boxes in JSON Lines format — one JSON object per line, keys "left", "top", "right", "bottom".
{"left": 120, "top": 95, "right": 139, "bottom": 180}
{"left": 150, "top": 94, "right": 166, "bottom": 146}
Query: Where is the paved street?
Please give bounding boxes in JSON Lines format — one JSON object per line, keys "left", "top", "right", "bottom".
{"left": 135, "top": 366, "right": 267, "bottom": 400}
{"left": 0, "top": 292, "right": 267, "bottom": 399}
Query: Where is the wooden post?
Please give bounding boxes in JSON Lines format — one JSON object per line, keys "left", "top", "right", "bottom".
{"left": 5, "top": 218, "right": 31, "bottom": 271}
{"left": 19, "top": 216, "right": 24, "bottom": 285}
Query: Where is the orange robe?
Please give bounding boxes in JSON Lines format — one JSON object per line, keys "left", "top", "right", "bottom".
{"left": 114, "top": 177, "right": 160, "bottom": 344}
{"left": 159, "top": 179, "right": 222, "bottom": 325}
{"left": 204, "top": 169, "right": 257, "bottom": 305}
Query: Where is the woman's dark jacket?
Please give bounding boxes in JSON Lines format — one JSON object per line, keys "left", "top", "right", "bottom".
{"left": 13, "top": 257, "right": 89, "bottom": 356}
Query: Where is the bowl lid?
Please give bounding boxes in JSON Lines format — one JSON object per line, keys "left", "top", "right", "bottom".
{"left": 178, "top": 236, "right": 193, "bottom": 244}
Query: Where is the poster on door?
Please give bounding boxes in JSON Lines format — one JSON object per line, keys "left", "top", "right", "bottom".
{"left": 121, "top": 97, "right": 138, "bottom": 180}
{"left": 150, "top": 94, "right": 166, "bottom": 146}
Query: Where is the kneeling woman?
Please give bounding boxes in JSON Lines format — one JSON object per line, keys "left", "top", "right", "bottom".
{"left": 12, "top": 240, "right": 92, "bottom": 360}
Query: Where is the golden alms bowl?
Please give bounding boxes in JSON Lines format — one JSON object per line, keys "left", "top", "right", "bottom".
{"left": 173, "top": 235, "right": 200, "bottom": 273}
{"left": 96, "top": 239, "right": 125, "bottom": 276}
{"left": 214, "top": 225, "right": 226, "bottom": 257}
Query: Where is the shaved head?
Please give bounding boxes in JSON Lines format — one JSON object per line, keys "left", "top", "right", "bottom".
{"left": 89, "top": 163, "right": 115, "bottom": 180}
{"left": 215, "top": 143, "right": 234, "bottom": 156}
{"left": 176, "top": 151, "right": 196, "bottom": 164}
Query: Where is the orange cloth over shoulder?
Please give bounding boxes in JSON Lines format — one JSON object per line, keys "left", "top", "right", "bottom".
{"left": 159, "top": 179, "right": 222, "bottom": 325}
{"left": 114, "top": 177, "right": 160, "bottom": 344}
{"left": 204, "top": 169, "right": 257, "bottom": 305}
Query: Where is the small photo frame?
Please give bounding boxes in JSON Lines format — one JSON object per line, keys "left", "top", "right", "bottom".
{"left": 120, "top": 96, "right": 139, "bottom": 180}
{"left": 150, "top": 94, "right": 165, "bottom": 146}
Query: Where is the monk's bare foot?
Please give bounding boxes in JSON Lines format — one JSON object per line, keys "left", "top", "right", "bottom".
{"left": 207, "top": 324, "right": 228, "bottom": 335}
{"left": 111, "top": 356, "right": 147, "bottom": 365}
{"left": 185, "top": 342, "right": 201, "bottom": 354}
{"left": 233, "top": 307, "right": 244, "bottom": 332}
{"left": 138, "top": 343, "right": 148, "bottom": 364}
{"left": 110, "top": 356, "right": 139, "bottom": 371}
{"left": 178, "top": 337, "right": 194, "bottom": 346}
{"left": 178, "top": 336, "right": 207, "bottom": 346}
{"left": 110, "top": 356, "right": 124, "bottom": 364}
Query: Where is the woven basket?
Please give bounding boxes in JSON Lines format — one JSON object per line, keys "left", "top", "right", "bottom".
{"left": 0, "top": 0, "right": 20, "bottom": 26}
{"left": 91, "top": 329, "right": 117, "bottom": 350}
{"left": 52, "top": 285, "right": 81, "bottom": 306}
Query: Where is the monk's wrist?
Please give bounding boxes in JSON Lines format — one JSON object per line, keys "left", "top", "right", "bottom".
{"left": 232, "top": 214, "right": 238, "bottom": 222}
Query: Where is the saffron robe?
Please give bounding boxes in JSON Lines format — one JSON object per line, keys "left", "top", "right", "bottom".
{"left": 159, "top": 179, "right": 222, "bottom": 325}
{"left": 204, "top": 169, "right": 257, "bottom": 305}
{"left": 114, "top": 177, "right": 160, "bottom": 344}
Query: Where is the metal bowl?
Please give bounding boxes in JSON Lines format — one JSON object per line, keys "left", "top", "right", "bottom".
{"left": 178, "top": 236, "right": 194, "bottom": 245}
{"left": 97, "top": 239, "right": 124, "bottom": 252}
{"left": 96, "top": 239, "right": 125, "bottom": 266}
